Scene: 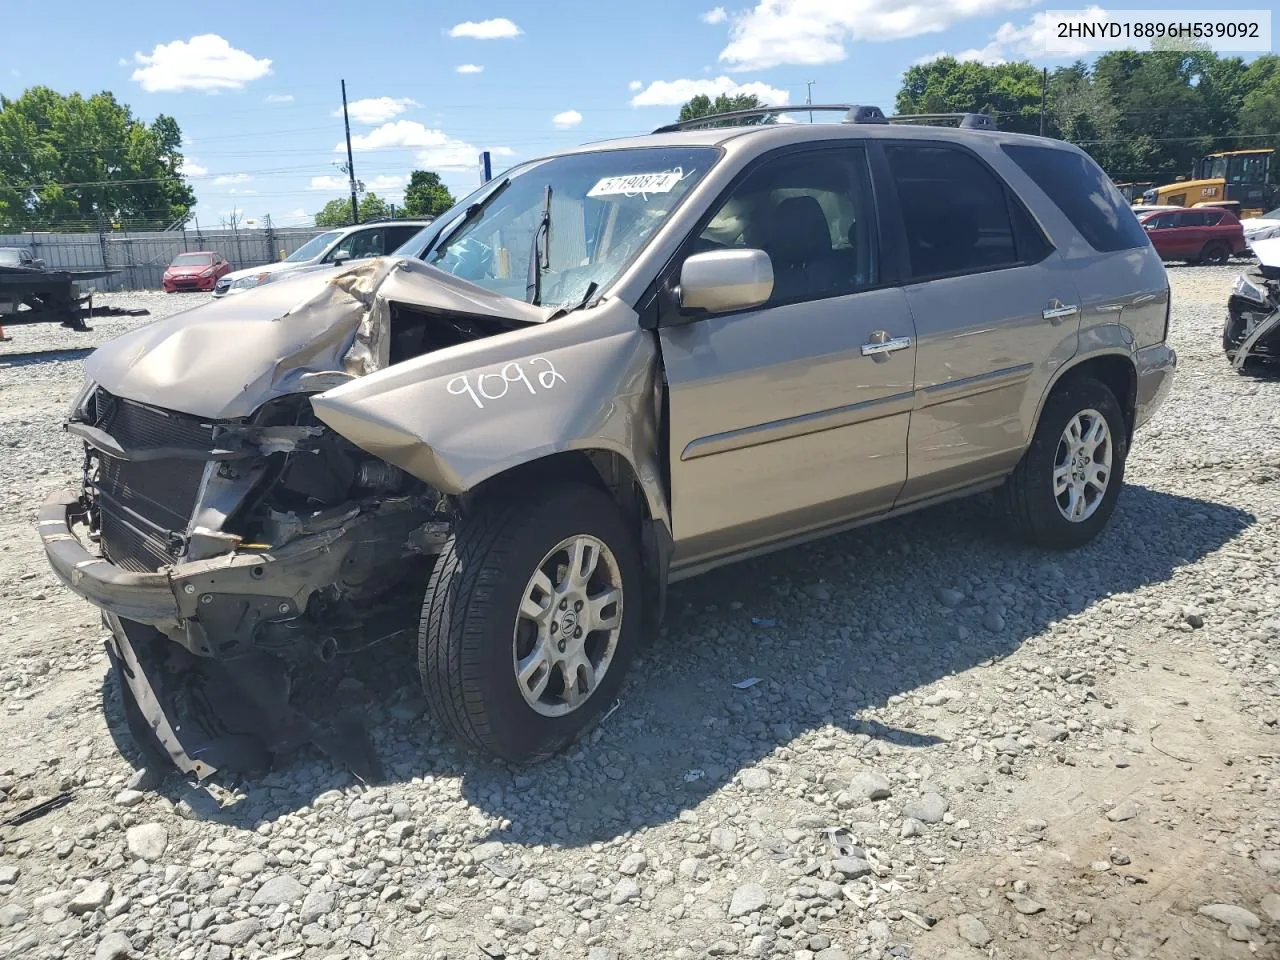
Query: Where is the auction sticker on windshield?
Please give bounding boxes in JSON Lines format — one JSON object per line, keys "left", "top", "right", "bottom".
{"left": 588, "top": 172, "right": 683, "bottom": 197}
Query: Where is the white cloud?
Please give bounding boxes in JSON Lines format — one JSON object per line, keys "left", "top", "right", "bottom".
{"left": 264, "top": 93, "right": 294, "bottom": 102}
{"left": 552, "top": 109, "right": 583, "bottom": 129}
{"left": 366, "top": 174, "right": 410, "bottom": 193}
{"left": 456, "top": 63, "right": 484, "bottom": 73}
{"left": 310, "top": 175, "right": 349, "bottom": 191}
{"left": 213, "top": 173, "right": 252, "bottom": 186}
{"left": 333, "top": 120, "right": 512, "bottom": 172}
{"left": 701, "top": 6, "right": 728, "bottom": 23}
{"left": 919, "top": 7, "right": 1107, "bottom": 65}
{"left": 229, "top": 188, "right": 258, "bottom": 195}
{"left": 180, "top": 157, "right": 208, "bottom": 177}
{"left": 338, "top": 96, "right": 420, "bottom": 125}
{"left": 717, "top": 0, "right": 1038, "bottom": 71}
{"left": 130, "top": 34, "right": 272, "bottom": 93}
{"left": 448, "top": 18, "right": 522, "bottom": 39}
{"left": 628, "top": 80, "right": 643, "bottom": 91}
{"left": 630, "top": 76, "right": 790, "bottom": 108}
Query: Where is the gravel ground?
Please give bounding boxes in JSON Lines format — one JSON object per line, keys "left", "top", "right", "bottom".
{"left": 1, "top": 267, "right": 1278, "bottom": 960}
{"left": 0, "top": 290, "right": 211, "bottom": 357}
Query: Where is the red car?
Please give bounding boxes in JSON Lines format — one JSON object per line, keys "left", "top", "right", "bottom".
{"left": 1137, "top": 205, "right": 1247, "bottom": 264}
{"left": 162, "top": 251, "right": 231, "bottom": 292}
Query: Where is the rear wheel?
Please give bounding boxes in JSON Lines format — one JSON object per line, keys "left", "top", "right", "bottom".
{"left": 418, "top": 483, "right": 642, "bottom": 762}
{"left": 1200, "top": 241, "right": 1231, "bottom": 265}
{"left": 996, "top": 377, "right": 1128, "bottom": 549}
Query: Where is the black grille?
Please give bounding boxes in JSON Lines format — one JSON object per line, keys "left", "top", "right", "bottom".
{"left": 89, "top": 391, "right": 215, "bottom": 572}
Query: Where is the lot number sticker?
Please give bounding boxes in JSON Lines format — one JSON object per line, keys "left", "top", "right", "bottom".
{"left": 588, "top": 172, "right": 683, "bottom": 198}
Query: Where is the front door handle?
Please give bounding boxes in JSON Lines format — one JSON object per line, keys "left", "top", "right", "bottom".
{"left": 1043, "top": 302, "right": 1080, "bottom": 323}
{"left": 861, "top": 335, "right": 913, "bottom": 357}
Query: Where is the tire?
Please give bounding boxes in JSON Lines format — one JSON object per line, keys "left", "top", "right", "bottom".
{"left": 996, "top": 376, "right": 1128, "bottom": 550}
{"left": 419, "top": 482, "right": 643, "bottom": 763}
{"left": 1201, "top": 241, "right": 1230, "bottom": 265}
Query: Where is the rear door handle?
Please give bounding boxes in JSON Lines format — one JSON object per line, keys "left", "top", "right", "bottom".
{"left": 1043, "top": 303, "right": 1079, "bottom": 323}
{"left": 861, "top": 336, "right": 913, "bottom": 357}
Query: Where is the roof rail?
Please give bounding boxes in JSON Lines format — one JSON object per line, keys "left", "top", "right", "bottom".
{"left": 651, "top": 104, "right": 997, "bottom": 134}
{"left": 887, "top": 112, "right": 997, "bottom": 130}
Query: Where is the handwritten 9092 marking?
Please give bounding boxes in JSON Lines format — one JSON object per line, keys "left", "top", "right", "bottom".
{"left": 447, "top": 357, "right": 567, "bottom": 409}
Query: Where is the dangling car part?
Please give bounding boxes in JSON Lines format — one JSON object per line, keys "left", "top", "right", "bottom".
{"left": 1224, "top": 236, "right": 1280, "bottom": 371}
{"left": 40, "top": 108, "right": 1179, "bottom": 783}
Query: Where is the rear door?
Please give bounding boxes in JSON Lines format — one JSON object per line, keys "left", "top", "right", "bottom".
{"left": 656, "top": 141, "right": 917, "bottom": 566}
{"left": 879, "top": 141, "right": 1081, "bottom": 504}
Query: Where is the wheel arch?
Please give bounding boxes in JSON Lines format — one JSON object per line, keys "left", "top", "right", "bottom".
{"left": 1033, "top": 349, "right": 1138, "bottom": 446}
{"left": 466, "top": 446, "right": 673, "bottom": 629}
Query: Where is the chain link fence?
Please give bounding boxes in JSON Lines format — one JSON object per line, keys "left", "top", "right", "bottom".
{"left": 0, "top": 224, "right": 324, "bottom": 292}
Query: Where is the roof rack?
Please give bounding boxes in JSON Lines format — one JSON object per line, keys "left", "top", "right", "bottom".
{"left": 650, "top": 104, "right": 997, "bottom": 134}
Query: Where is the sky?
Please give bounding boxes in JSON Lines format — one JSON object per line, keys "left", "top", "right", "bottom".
{"left": 1, "top": 0, "right": 1264, "bottom": 229}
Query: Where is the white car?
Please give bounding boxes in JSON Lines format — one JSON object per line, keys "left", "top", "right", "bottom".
{"left": 1242, "top": 206, "right": 1280, "bottom": 250}
{"left": 213, "top": 220, "right": 431, "bottom": 297}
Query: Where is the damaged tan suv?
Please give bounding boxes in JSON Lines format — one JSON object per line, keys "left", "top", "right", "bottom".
{"left": 41, "top": 105, "right": 1176, "bottom": 780}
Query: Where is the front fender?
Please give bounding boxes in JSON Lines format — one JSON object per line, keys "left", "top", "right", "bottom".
{"left": 309, "top": 298, "right": 670, "bottom": 531}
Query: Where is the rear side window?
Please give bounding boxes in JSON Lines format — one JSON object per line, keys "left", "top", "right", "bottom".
{"left": 1177, "top": 210, "right": 1208, "bottom": 227}
{"left": 885, "top": 144, "right": 1028, "bottom": 280}
{"left": 1001, "top": 143, "right": 1149, "bottom": 253}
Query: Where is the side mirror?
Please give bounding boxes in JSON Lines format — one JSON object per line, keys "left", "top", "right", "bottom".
{"left": 677, "top": 248, "right": 773, "bottom": 315}
{"left": 331, "top": 248, "right": 352, "bottom": 264}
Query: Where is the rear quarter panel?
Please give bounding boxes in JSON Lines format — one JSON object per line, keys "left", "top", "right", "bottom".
{"left": 985, "top": 140, "right": 1170, "bottom": 441}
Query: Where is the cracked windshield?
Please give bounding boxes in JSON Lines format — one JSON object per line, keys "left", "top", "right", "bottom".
{"left": 423, "top": 146, "right": 719, "bottom": 307}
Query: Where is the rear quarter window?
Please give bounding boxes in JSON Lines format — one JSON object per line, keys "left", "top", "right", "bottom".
{"left": 1001, "top": 144, "right": 1150, "bottom": 254}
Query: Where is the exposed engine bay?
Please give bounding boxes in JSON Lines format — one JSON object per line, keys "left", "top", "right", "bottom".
{"left": 1226, "top": 236, "right": 1280, "bottom": 370}
{"left": 54, "top": 258, "right": 559, "bottom": 781}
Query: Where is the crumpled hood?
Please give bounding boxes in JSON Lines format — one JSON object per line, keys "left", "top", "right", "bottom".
{"left": 85, "top": 256, "right": 552, "bottom": 421}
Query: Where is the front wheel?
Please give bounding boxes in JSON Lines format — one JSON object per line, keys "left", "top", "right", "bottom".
{"left": 418, "top": 482, "right": 642, "bottom": 762}
{"left": 996, "top": 377, "right": 1128, "bottom": 549}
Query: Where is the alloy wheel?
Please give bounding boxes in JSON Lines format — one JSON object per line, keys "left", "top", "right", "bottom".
{"left": 512, "top": 534, "right": 623, "bottom": 717}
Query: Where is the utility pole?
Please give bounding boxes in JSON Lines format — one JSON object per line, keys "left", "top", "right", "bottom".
{"left": 1039, "top": 67, "right": 1048, "bottom": 137}
{"left": 806, "top": 81, "right": 816, "bottom": 123}
{"left": 341, "top": 79, "right": 359, "bottom": 224}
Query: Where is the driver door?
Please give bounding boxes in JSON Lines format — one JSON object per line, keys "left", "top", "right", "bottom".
{"left": 657, "top": 142, "right": 917, "bottom": 568}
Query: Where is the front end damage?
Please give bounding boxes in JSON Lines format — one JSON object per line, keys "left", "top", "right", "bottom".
{"left": 41, "top": 257, "right": 573, "bottom": 782}
{"left": 1225, "top": 237, "right": 1280, "bottom": 370}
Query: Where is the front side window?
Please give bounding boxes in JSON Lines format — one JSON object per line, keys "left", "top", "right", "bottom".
{"left": 287, "top": 230, "right": 344, "bottom": 262}
{"left": 693, "top": 145, "right": 878, "bottom": 304}
{"left": 327, "top": 228, "right": 385, "bottom": 261}
{"left": 1148, "top": 212, "right": 1177, "bottom": 229}
{"left": 887, "top": 144, "right": 1020, "bottom": 279}
{"left": 423, "top": 146, "right": 720, "bottom": 307}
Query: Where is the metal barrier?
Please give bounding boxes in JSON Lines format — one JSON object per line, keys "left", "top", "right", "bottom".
{"left": 0, "top": 226, "right": 324, "bottom": 292}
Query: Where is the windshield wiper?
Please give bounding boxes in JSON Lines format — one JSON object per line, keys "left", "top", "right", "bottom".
{"left": 426, "top": 176, "right": 511, "bottom": 261}
{"left": 526, "top": 185, "right": 552, "bottom": 306}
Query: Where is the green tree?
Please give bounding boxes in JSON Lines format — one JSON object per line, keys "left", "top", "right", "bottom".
{"left": 402, "top": 170, "right": 455, "bottom": 218}
{"left": 677, "top": 93, "right": 775, "bottom": 126}
{"left": 896, "top": 57, "right": 1043, "bottom": 134}
{"left": 0, "top": 85, "right": 196, "bottom": 231}
{"left": 314, "top": 192, "right": 391, "bottom": 228}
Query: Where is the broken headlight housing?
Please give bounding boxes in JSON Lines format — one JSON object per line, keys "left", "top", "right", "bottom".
{"left": 1231, "top": 272, "right": 1270, "bottom": 307}
{"left": 67, "top": 377, "right": 98, "bottom": 421}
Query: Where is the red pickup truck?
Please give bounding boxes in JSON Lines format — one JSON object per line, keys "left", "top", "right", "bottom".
{"left": 1137, "top": 205, "right": 1247, "bottom": 265}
